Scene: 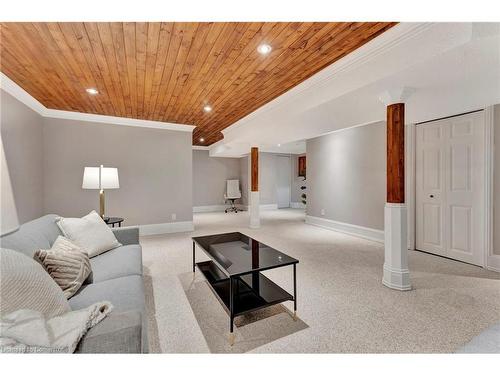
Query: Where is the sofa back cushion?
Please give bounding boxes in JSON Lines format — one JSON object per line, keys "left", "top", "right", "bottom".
{"left": 0, "top": 214, "right": 62, "bottom": 257}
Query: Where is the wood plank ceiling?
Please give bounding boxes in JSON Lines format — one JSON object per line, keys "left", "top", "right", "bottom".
{"left": 0, "top": 22, "right": 396, "bottom": 145}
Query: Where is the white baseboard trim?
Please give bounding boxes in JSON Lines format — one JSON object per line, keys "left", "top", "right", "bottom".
{"left": 486, "top": 254, "right": 500, "bottom": 273}
{"left": 237, "top": 204, "right": 278, "bottom": 211}
{"left": 290, "top": 202, "right": 305, "bottom": 209}
{"left": 305, "top": 215, "right": 384, "bottom": 243}
{"left": 139, "top": 221, "right": 194, "bottom": 236}
{"left": 193, "top": 205, "right": 228, "bottom": 213}
{"left": 261, "top": 204, "right": 278, "bottom": 210}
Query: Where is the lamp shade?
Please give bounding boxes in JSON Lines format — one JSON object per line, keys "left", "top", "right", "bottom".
{"left": 82, "top": 166, "right": 119, "bottom": 190}
{"left": 82, "top": 167, "right": 100, "bottom": 189}
{"left": 100, "top": 167, "right": 119, "bottom": 189}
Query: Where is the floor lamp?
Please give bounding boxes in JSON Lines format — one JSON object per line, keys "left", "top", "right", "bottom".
{"left": 82, "top": 165, "right": 119, "bottom": 218}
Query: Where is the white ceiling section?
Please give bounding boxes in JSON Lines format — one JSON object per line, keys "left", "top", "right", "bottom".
{"left": 209, "top": 22, "right": 500, "bottom": 157}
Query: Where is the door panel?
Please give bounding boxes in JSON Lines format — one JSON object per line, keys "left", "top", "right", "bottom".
{"left": 416, "top": 121, "right": 446, "bottom": 256}
{"left": 422, "top": 203, "right": 442, "bottom": 247}
{"left": 450, "top": 144, "right": 471, "bottom": 191}
{"left": 423, "top": 149, "right": 442, "bottom": 190}
{"left": 416, "top": 111, "right": 484, "bottom": 266}
{"left": 450, "top": 205, "right": 472, "bottom": 253}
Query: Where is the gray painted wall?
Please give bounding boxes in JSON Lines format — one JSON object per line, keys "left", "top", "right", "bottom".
{"left": 291, "top": 154, "right": 306, "bottom": 204}
{"left": 43, "top": 118, "right": 193, "bottom": 226}
{"left": 239, "top": 152, "right": 296, "bottom": 206}
{"left": 494, "top": 105, "right": 500, "bottom": 255}
{"left": 239, "top": 156, "right": 249, "bottom": 206}
{"left": 259, "top": 152, "right": 278, "bottom": 205}
{"left": 193, "top": 150, "right": 240, "bottom": 206}
{"left": 306, "top": 121, "right": 386, "bottom": 230}
{"left": 0, "top": 91, "right": 44, "bottom": 224}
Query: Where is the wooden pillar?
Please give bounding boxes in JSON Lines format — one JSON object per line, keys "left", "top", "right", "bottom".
{"left": 387, "top": 103, "right": 405, "bottom": 203}
{"left": 249, "top": 147, "right": 260, "bottom": 228}
{"left": 251, "top": 147, "right": 258, "bottom": 191}
{"left": 383, "top": 101, "right": 411, "bottom": 291}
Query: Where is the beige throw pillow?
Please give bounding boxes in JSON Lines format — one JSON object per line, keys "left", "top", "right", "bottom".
{"left": 56, "top": 210, "right": 121, "bottom": 258}
{"left": 34, "top": 236, "right": 91, "bottom": 299}
{"left": 0, "top": 248, "right": 70, "bottom": 318}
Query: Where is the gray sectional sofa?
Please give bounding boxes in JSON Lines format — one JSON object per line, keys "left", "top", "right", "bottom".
{"left": 0, "top": 214, "right": 148, "bottom": 353}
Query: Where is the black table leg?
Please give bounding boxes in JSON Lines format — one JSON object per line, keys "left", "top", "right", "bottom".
{"left": 119, "top": 222, "right": 121, "bottom": 227}
{"left": 229, "top": 277, "right": 234, "bottom": 345}
{"left": 192, "top": 241, "right": 195, "bottom": 273}
{"left": 293, "top": 263, "right": 297, "bottom": 320}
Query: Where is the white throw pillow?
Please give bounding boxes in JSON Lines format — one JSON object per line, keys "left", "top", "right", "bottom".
{"left": 56, "top": 211, "right": 121, "bottom": 258}
{"left": 0, "top": 248, "right": 71, "bottom": 318}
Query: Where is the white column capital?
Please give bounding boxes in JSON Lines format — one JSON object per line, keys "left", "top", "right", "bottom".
{"left": 379, "top": 87, "right": 416, "bottom": 106}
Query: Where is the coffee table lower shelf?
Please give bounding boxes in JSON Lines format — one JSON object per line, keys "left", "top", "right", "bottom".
{"left": 196, "top": 260, "right": 293, "bottom": 317}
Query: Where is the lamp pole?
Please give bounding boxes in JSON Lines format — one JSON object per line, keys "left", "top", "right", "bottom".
{"left": 99, "top": 165, "right": 105, "bottom": 218}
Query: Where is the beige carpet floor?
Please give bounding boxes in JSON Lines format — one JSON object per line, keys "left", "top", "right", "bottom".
{"left": 141, "top": 209, "right": 500, "bottom": 353}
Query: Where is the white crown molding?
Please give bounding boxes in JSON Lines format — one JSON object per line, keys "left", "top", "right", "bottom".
{"left": 192, "top": 145, "right": 210, "bottom": 151}
{"left": 47, "top": 108, "right": 195, "bottom": 132}
{"left": 0, "top": 73, "right": 47, "bottom": 114}
{"left": 0, "top": 73, "right": 195, "bottom": 133}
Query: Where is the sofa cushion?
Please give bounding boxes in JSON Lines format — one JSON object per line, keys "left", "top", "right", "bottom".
{"left": 69, "top": 275, "right": 145, "bottom": 314}
{"left": 68, "top": 275, "right": 148, "bottom": 353}
{"left": 111, "top": 227, "right": 139, "bottom": 246}
{"left": 89, "top": 245, "right": 143, "bottom": 283}
{"left": 75, "top": 310, "right": 143, "bottom": 353}
{"left": 0, "top": 215, "right": 62, "bottom": 257}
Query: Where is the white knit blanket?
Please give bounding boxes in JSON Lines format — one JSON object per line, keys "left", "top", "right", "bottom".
{"left": 0, "top": 302, "right": 113, "bottom": 353}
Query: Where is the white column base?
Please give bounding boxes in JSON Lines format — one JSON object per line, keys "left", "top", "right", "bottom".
{"left": 382, "top": 203, "right": 411, "bottom": 291}
{"left": 249, "top": 191, "right": 260, "bottom": 229}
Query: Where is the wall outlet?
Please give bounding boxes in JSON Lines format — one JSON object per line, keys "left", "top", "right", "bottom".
{"left": 171, "top": 213, "right": 176, "bottom": 221}
{"left": 321, "top": 209, "right": 325, "bottom": 216}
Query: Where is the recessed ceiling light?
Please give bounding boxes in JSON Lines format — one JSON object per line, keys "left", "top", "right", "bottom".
{"left": 257, "top": 43, "right": 272, "bottom": 55}
{"left": 277, "top": 144, "right": 281, "bottom": 147}
{"left": 199, "top": 138, "right": 205, "bottom": 143}
{"left": 86, "top": 88, "right": 99, "bottom": 95}
{"left": 203, "top": 105, "right": 212, "bottom": 113}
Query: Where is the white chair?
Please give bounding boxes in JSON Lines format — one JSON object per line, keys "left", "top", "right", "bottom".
{"left": 224, "top": 179, "right": 241, "bottom": 213}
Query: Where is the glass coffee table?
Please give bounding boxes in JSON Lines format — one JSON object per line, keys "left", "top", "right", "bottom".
{"left": 192, "top": 232, "right": 299, "bottom": 345}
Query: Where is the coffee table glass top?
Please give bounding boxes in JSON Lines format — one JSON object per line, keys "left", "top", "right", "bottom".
{"left": 192, "top": 232, "right": 298, "bottom": 276}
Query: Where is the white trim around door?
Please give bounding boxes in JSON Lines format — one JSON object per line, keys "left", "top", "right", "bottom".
{"left": 484, "top": 106, "right": 499, "bottom": 272}
{"left": 414, "top": 109, "right": 494, "bottom": 269}
{"left": 406, "top": 123, "right": 416, "bottom": 251}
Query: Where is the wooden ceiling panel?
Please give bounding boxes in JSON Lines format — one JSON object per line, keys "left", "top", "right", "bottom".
{"left": 0, "top": 22, "right": 396, "bottom": 145}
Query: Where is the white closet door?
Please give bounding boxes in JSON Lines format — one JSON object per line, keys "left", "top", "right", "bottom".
{"left": 416, "top": 120, "right": 447, "bottom": 257}
{"left": 416, "top": 111, "right": 484, "bottom": 266}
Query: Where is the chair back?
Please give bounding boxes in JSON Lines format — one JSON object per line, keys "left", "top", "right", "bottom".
{"left": 225, "top": 179, "right": 241, "bottom": 199}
